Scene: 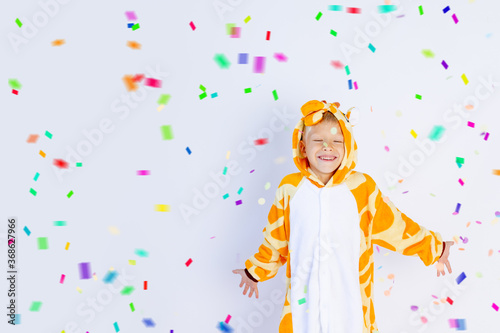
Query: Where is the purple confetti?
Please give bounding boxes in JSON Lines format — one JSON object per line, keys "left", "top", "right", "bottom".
{"left": 78, "top": 262, "right": 91, "bottom": 280}
{"left": 441, "top": 60, "right": 448, "bottom": 69}
{"left": 253, "top": 56, "right": 266, "bottom": 74}
{"left": 235, "top": 200, "right": 242, "bottom": 206}
{"left": 238, "top": 53, "right": 248, "bottom": 64}
{"left": 484, "top": 132, "right": 489, "bottom": 141}
{"left": 125, "top": 11, "right": 137, "bottom": 21}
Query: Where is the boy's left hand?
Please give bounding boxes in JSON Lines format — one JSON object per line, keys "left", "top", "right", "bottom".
{"left": 436, "top": 241, "right": 454, "bottom": 277}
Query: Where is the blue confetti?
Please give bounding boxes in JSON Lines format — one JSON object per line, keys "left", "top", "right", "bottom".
{"left": 142, "top": 318, "right": 156, "bottom": 327}
{"left": 186, "top": 147, "right": 192, "bottom": 155}
{"left": 456, "top": 272, "right": 466, "bottom": 285}
{"left": 23, "top": 226, "right": 31, "bottom": 236}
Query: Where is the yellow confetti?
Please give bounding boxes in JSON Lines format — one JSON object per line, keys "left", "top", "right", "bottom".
{"left": 155, "top": 204, "right": 170, "bottom": 212}
{"left": 93, "top": 273, "right": 98, "bottom": 281}
{"left": 410, "top": 129, "right": 417, "bottom": 139}
{"left": 65, "top": 242, "right": 70, "bottom": 250}
{"left": 129, "top": 260, "right": 136, "bottom": 265}
{"left": 226, "top": 151, "right": 231, "bottom": 159}
{"left": 258, "top": 198, "right": 266, "bottom": 205}
{"left": 157, "top": 104, "right": 165, "bottom": 112}
{"left": 108, "top": 226, "right": 120, "bottom": 235}
{"left": 77, "top": 287, "right": 82, "bottom": 293}
{"left": 461, "top": 73, "right": 469, "bottom": 85}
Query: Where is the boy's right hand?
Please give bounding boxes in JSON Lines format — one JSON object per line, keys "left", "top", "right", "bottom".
{"left": 233, "top": 269, "right": 259, "bottom": 299}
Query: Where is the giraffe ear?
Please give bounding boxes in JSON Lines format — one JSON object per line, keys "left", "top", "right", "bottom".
{"left": 345, "top": 107, "right": 359, "bottom": 126}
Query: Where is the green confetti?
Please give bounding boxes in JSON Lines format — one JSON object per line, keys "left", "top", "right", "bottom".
{"left": 76, "top": 162, "right": 82, "bottom": 167}
{"left": 53, "top": 221, "right": 67, "bottom": 226}
{"left": 199, "top": 92, "right": 207, "bottom": 100}
{"left": 67, "top": 190, "right": 74, "bottom": 198}
{"left": 330, "top": 29, "right": 337, "bottom": 37}
{"left": 15, "top": 18, "right": 22, "bottom": 27}
{"left": 345, "top": 65, "right": 350, "bottom": 75}
{"left": 29, "top": 301, "right": 42, "bottom": 312}
{"left": 476, "top": 272, "right": 483, "bottom": 278}
{"left": 244, "top": 16, "right": 251, "bottom": 23}
{"left": 415, "top": 94, "right": 422, "bottom": 100}
{"left": 157, "top": 94, "right": 171, "bottom": 105}
{"left": 160, "top": 125, "right": 174, "bottom": 140}
{"left": 298, "top": 298, "right": 306, "bottom": 305}
{"left": 315, "top": 12, "right": 323, "bottom": 21}
{"left": 418, "top": 5, "right": 424, "bottom": 15}
{"left": 129, "top": 303, "right": 135, "bottom": 312}
{"left": 214, "top": 53, "right": 231, "bottom": 69}
{"left": 328, "top": 5, "right": 343, "bottom": 11}
{"left": 378, "top": 5, "right": 397, "bottom": 13}
{"left": 131, "top": 23, "right": 140, "bottom": 31}
{"left": 428, "top": 125, "right": 446, "bottom": 141}
{"left": 45, "top": 130, "right": 53, "bottom": 139}
{"left": 456, "top": 157, "right": 465, "bottom": 164}
{"left": 199, "top": 84, "right": 206, "bottom": 91}
{"left": 237, "top": 187, "right": 243, "bottom": 195}
{"left": 244, "top": 87, "right": 252, "bottom": 93}
{"left": 222, "top": 166, "right": 228, "bottom": 175}
{"left": 272, "top": 89, "right": 278, "bottom": 100}
{"left": 120, "top": 286, "right": 135, "bottom": 295}
{"left": 264, "top": 182, "right": 271, "bottom": 190}
{"left": 8, "top": 79, "right": 22, "bottom": 90}
{"left": 38, "top": 237, "right": 49, "bottom": 250}
{"left": 222, "top": 193, "right": 229, "bottom": 199}
{"left": 226, "top": 23, "right": 236, "bottom": 35}
{"left": 135, "top": 248, "right": 149, "bottom": 257}
{"left": 368, "top": 43, "right": 376, "bottom": 53}
{"left": 34, "top": 172, "right": 40, "bottom": 181}
{"left": 30, "top": 188, "right": 37, "bottom": 196}
{"left": 304, "top": 285, "right": 307, "bottom": 293}
{"left": 421, "top": 49, "right": 435, "bottom": 58}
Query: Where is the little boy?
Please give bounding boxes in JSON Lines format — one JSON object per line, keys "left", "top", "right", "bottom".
{"left": 233, "top": 100, "right": 453, "bottom": 333}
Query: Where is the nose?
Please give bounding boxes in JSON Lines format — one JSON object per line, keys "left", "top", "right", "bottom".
{"left": 322, "top": 142, "right": 333, "bottom": 150}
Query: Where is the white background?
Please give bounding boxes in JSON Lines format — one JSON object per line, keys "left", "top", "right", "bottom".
{"left": 1, "top": 0, "right": 500, "bottom": 332}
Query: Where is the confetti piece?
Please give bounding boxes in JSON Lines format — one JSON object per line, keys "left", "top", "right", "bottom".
{"left": 12, "top": 90, "right": 18, "bottom": 96}
{"left": 214, "top": 53, "right": 231, "bottom": 69}
{"left": 456, "top": 272, "right": 466, "bottom": 284}
{"left": 368, "top": 43, "right": 376, "bottom": 52}
{"left": 128, "top": 260, "right": 136, "bottom": 265}
{"left": 237, "top": 187, "right": 243, "bottom": 195}
{"left": 123, "top": 75, "right": 138, "bottom": 91}
{"left": 452, "top": 13, "right": 458, "bottom": 24}
{"left": 53, "top": 221, "right": 67, "bottom": 226}
{"left": 222, "top": 166, "right": 228, "bottom": 175}
{"left": 315, "top": 12, "right": 323, "bottom": 20}
{"left": 53, "top": 159, "right": 69, "bottom": 169}
{"left": 225, "top": 23, "right": 236, "bottom": 34}
{"left": 76, "top": 287, "right": 82, "bottom": 293}
{"left": 384, "top": 146, "right": 390, "bottom": 152}
{"left": 330, "top": 60, "right": 343, "bottom": 69}
{"left": 484, "top": 132, "right": 490, "bottom": 141}
{"left": 230, "top": 27, "right": 241, "bottom": 38}
{"left": 453, "top": 203, "right": 461, "bottom": 215}
{"left": 460, "top": 73, "right": 469, "bottom": 85}
{"left": 186, "top": 258, "right": 193, "bottom": 267}
{"left": 448, "top": 318, "right": 466, "bottom": 330}
{"left": 211, "top": 92, "right": 218, "bottom": 98}
{"left": 330, "top": 29, "right": 337, "bottom": 37}
{"left": 298, "top": 298, "right": 306, "bottom": 305}
{"left": 189, "top": 21, "right": 196, "bottom": 31}
{"left": 441, "top": 60, "right": 449, "bottom": 69}
{"left": 258, "top": 198, "right": 265, "bottom": 205}
{"left": 199, "top": 92, "right": 207, "bottom": 100}
{"left": 135, "top": 249, "right": 149, "bottom": 257}
{"left": 346, "top": 7, "right": 362, "bottom": 14}
{"left": 27, "top": 134, "right": 39, "bottom": 143}
{"left": 142, "top": 318, "right": 156, "bottom": 327}
{"left": 114, "top": 322, "right": 120, "bottom": 332}
{"left": 467, "top": 121, "right": 475, "bottom": 128}
{"left": 29, "top": 301, "right": 42, "bottom": 312}
{"left": 411, "top": 305, "right": 418, "bottom": 311}
{"left": 39, "top": 150, "right": 46, "bottom": 158}
{"left": 443, "top": 6, "right": 450, "bottom": 14}
{"left": 254, "top": 138, "right": 268, "bottom": 145}
{"left": 415, "top": 94, "right": 422, "bottom": 100}
{"left": 132, "top": 74, "right": 144, "bottom": 82}
{"left": 78, "top": 262, "right": 91, "bottom": 279}
{"left": 130, "top": 303, "right": 135, "bottom": 312}
{"left": 493, "top": 303, "right": 499, "bottom": 311}
{"left": 410, "top": 129, "right": 417, "bottom": 139}
{"left": 24, "top": 226, "right": 31, "bottom": 236}
{"left": 126, "top": 41, "right": 141, "bottom": 49}
{"left": 223, "top": 193, "right": 229, "bottom": 199}
{"left": 155, "top": 204, "right": 170, "bottom": 212}
{"left": 52, "top": 39, "right": 65, "bottom": 46}
{"left": 244, "top": 16, "right": 251, "bottom": 23}
{"left": 274, "top": 53, "right": 288, "bottom": 62}
{"left": 354, "top": 81, "right": 358, "bottom": 90}
{"left": 428, "top": 125, "right": 445, "bottom": 141}
{"left": 418, "top": 6, "right": 424, "bottom": 15}
{"left": 67, "top": 190, "right": 74, "bottom": 198}
{"left": 378, "top": 5, "right": 397, "bottom": 13}
{"left": 38, "top": 237, "right": 49, "bottom": 250}
{"left": 65, "top": 242, "right": 70, "bottom": 250}
{"left": 144, "top": 281, "right": 148, "bottom": 290}
{"left": 253, "top": 56, "right": 266, "bottom": 73}
{"left": 238, "top": 53, "right": 249, "bottom": 64}
{"left": 266, "top": 31, "right": 271, "bottom": 40}
{"left": 458, "top": 179, "right": 464, "bottom": 186}
{"left": 127, "top": 23, "right": 134, "bottom": 28}
{"left": 157, "top": 94, "right": 171, "bottom": 105}
{"left": 15, "top": 18, "right": 22, "bottom": 27}
{"left": 348, "top": 79, "right": 353, "bottom": 90}
{"left": 272, "top": 89, "right": 278, "bottom": 100}
{"left": 60, "top": 274, "right": 66, "bottom": 284}
{"left": 131, "top": 23, "right": 140, "bottom": 31}
{"left": 421, "top": 49, "right": 434, "bottom": 58}
{"left": 345, "top": 66, "right": 351, "bottom": 75}
{"left": 493, "top": 169, "right": 500, "bottom": 175}
{"left": 456, "top": 157, "right": 464, "bottom": 164}
{"left": 244, "top": 87, "right": 252, "bottom": 93}
{"left": 137, "top": 170, "right": 150, "bottom": 176}
{"left": 120, "top": 286, "right": 135, "bottom": 295}
{"left": 103, "top": 270, "right": 118, "bottom": 283}
{"left": 328, "top": 5, "right": 343, "bottom": 11}
{"left": 125, "top": 11, "right": 137, "bottom": 20}
{"left": 161, "top": 125, "right": 174, "bottom": 140}
{"left": 144, "top": 78, "right": 162, "bottom": 88}
{"left": 235, "top": 200, "right": 242, "bottom": 205}
{"left": 34, "top": 172, "right": 40, "bottom": 181}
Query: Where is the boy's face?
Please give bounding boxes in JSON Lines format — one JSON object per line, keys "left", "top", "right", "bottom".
{"left": 299, "top": 121, "right": 345, "bottom": 185}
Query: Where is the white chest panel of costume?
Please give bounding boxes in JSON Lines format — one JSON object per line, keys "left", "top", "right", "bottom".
{"left": 289, "top": 181, "right": 364, "bottom": 333}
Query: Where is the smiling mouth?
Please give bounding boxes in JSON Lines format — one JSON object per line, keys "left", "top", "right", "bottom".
{"left": 318, "top": 156, "right": 337, "bottom": 161}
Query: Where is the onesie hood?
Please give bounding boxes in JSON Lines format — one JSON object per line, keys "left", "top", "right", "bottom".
{"left": 292, "top": 100, "right": 358, "bottom": 188}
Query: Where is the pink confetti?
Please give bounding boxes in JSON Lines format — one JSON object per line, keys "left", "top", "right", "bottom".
{"left": 189, "top": 21, "right": 196, "bottom": 31}
{"left": 60, "top": 274, "right": 66, "bottom": 284}
{"left": 230, "top": 27, "right": 241, "bottom": 38}
{"left": 137, "top": 170, "right": 150, "bottom": 176}
{"left": 253, "top": 56, "right": 266, "bottom": 73}
{"left": 185, "top": 258, "right": 193, "bottom": 267}
{"left": 354, "top": 81, "right": 358, "bottom": 90}
{"left": 484, "top": 132, "right": 490, "bottom": 141}
{"left": 144, "top": 78, "right": 162, "bottom": 88}
{"left": 274, "top": 53, "right": 288, "bottom": 62}
{"left": 330, "top": 60, "right": 344, "bottom": 69}
{"left": 467, "top": 121, "right": 475, "bottom": 128}
{"left": 452, "top": 13, "right": 458, "bottom": 24}
{"left": 125, "top": 11, "right": 137, "bottom": 21}
{"left": 225, "top": 315, "right": 232, "bottom": 324}
{"left": 493, "top": 303, "right": 499, "bottom": 312}
{"left": 384, "top": 146, "right": 390, "bottom": 152}
{"left": 458, "top": 178, "right": 464, "bottom": 186}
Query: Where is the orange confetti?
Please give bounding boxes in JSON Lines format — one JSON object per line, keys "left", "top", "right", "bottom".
{"left": 122, "top": 75, "right": 138, "bottom": 91}
{"left": 465, "top": 104, "right": 474, "bottom": 110}
{"left": 127, "top": 41, "right": 141, "bottom": 49}
{"left": 488, "top": 249, "right": 494, "bottom": 256}
{"left": 493, "top": 169, "right": 500, "bottom": 175}
{"left": 398, "top": 179, "right": 404, "bottom": 183}
{"left": 466, "top": 221, "right": 471, "bottom": 227}
{"left": 387, "top": 273, "right": 395, "bottom": 280}
{"left": 39, "top": 150, "right": 46, "bottom": 158}
{"left": 52, "top": 39, "right": 65, "bottom": 46}
{"left": 458, "top": 248, "right": 465, "bottom": 251}
{"left": 27, "top": 134, "right": 39, "bottom": 143}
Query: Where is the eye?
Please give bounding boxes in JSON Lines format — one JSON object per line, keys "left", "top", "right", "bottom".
{"left": 334, "top": 141, "right": 343, "bottom": 143}
{"left": 313, "top": 140, "right": 322, "bottom": 142}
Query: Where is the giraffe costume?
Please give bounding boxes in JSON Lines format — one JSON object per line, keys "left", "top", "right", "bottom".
{"left": 244, "top": 100, "right": 444, "bottom": 332}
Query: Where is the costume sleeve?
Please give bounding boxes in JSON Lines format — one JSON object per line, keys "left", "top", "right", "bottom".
{"left": 368, "top": 176, "right": 444, "bottom": 266}
{"left": 244, "top": 183, "right": 289, "bottom": 282}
